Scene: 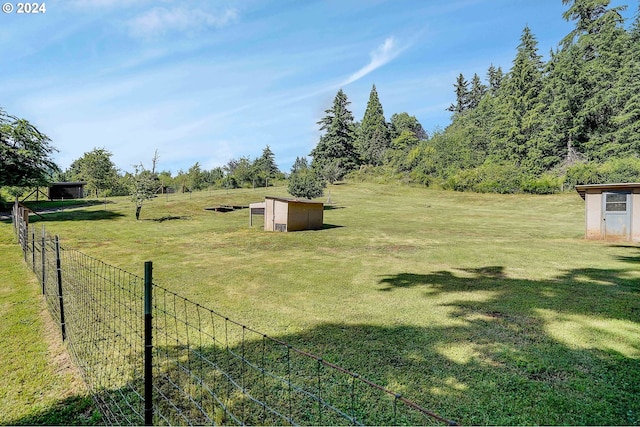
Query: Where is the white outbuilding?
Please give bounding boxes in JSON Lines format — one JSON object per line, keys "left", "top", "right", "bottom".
{"left": 575, "top": 183, "right": 640, "bottom": 242}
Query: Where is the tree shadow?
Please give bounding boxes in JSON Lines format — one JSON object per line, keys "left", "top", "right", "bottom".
{"left": 609, "top": 244, "right": 640, "bottom": 264}
{"left": 28, "top": 209, "right": 125, "bottom": 223}
{"left": 323, "top": 205, "right": 345, "bottom": 210}
{"left": 6, "top": 395, "right": 101, "bottom": 425}
{"left": 321, "top": 223, "right": 343, "bottom": 230}
{"left": 7, "top": 265, "right": 640, "bottom": 426}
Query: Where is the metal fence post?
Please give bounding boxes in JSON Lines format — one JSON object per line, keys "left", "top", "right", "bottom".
{"left": 144, "top": 261, "right": 153, "bottom": 426}
{"left": 55, "top": 235, "right": 66, "bottom": 341}
{"left": 22, "top": 219, "right": 27, "bottom": 261}
{"left": 31, "top": 229, "right": 35, "bottom": 271}
{"left": 41, "top": 226, "right": 46, "bottom": 295}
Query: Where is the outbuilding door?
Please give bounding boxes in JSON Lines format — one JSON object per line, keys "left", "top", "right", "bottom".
{"left": 603, "top": 192, "right": 631, "bottom": 240}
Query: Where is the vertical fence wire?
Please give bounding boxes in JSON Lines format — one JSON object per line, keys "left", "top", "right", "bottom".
{"left": 9, "top": 203, "right": 456, "bottom": 426}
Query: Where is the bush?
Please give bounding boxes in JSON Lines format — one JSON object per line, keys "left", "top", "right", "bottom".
{"left": 599, "top": 157, "right": 640, "bottom": 183}
{"left": 446, "top": 163, "right": 523, "bottom": 194}
{"left": 522, "top": 173, "right": 563, "bottom": 194}
{"left": 345, "top": 165, "right": 405, "bottom": 185}
{"left": 564, "top": 157, "right": 640, "bottom": 188}
{"left": 564, "top": 162, "right": 602, "bottom": 188}
{"left": 287, "top": 168, "right": 326, "bottom": 199}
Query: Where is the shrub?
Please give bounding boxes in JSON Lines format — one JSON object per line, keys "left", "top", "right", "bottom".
{"left": 446, "top": 163, "right": 523, "bottom": 194}
{"left": 599, "top": 157, "right": 640, "bottom": 183}
{"left": 564, "top": 162, "right": 602, "bottom": 188}
{"left": 287, "top": 168, "right": 326, "bottom": 199}
{"left": 522, "top": 173, "right": 563, "bottom": 194}
{"left": 564, "top": 157, "right": 640, "bottom": 188}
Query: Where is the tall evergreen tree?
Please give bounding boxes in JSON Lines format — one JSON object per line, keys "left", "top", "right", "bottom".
{"left": 447, "top": 73, "right": 470, "bottom": 114}
{"left": 468, "top": 73, "right": 487, "bottom": 110}
{"left": 310, "top": 89, "right": 358, "bottom": 177}
{"left": 490, "top": 26, "right": 549, "bottom": 172}
{"left": 486, "top": 64, "right": 504, "bottom": 95}
{"left": 612, "top": 4, "right": 640, "bottom": 154}
{"left": 357, "top": 85, "right": 390, "bottom": 166}
{"left": 557, "top": 0, "right": 628, "bottom": 159}
{"left": 254, "top": 145, "right": 280, "bottom": 178}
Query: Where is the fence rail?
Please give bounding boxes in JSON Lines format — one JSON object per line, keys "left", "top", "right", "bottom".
{"left": 10, "top": 201, "right": 456, "bottom": 426}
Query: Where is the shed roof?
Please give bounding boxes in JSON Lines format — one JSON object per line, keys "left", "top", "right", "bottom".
{"left": 49, "top": 181, "right": 87, "bottom": 187}
{"left": 264, "top": 196, "right": 323, "bottom": 205}
{"left": 575, "top": 182, "right": 640, "bottom": 199}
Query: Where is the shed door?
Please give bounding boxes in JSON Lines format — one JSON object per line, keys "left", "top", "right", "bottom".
{"left": 603, "top": 192, "right": 631, "bottom": 240}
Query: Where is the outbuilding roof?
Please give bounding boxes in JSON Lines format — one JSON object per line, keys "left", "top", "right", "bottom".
{"left": 575, "top": 182, "right": 640, "bottom": 199}
{"left": 49, "top": 181, "right": 87, "bottom": 186}
{"left": 264, "top": 196, "right": 323, "bottom": 205}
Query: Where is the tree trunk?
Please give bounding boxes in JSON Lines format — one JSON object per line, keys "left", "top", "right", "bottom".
{"left": 136, "top": 206, "right": 142, "bottom": 220}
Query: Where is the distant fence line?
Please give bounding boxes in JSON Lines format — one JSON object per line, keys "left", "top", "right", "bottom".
{"left": 11, "top": 201, "right": 456, "bottom": 426}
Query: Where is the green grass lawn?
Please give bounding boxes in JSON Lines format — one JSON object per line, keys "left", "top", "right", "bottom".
{"left": 3, "top": 182, "right": 640, "bottom": 425}
{"left": 0, "top": 230, "right": 100, "bottom": 425}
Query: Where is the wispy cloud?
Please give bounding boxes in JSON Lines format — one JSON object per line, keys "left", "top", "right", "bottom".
{"left": 341, "top": 37, "right": 407, "bottom": 86}
{"left": 66, "top": 0, "right": 147, "bottom": 9}
{"left": 128, "top": 6, "right": 238, "bottom": 39}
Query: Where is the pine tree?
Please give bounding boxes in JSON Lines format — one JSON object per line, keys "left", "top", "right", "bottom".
{"left": 310, "top": 89, "right": 358, "bottom": 177}
{"left": 552, "top": 0, "right": 627, "bottom": 160}
{"left": 612, "top": 5, "right": 640, "bottom": 155}
{"left": 254, "top": 145, "right": 280, "bottom": 178}
{"left": 468, "top": 73, "right": 487, "bottom": 110}
{"left": 487, "top": 64, "right": 504, "bottom": 95}
{"left": 357, "top": 85, "right": 390, "bottom": 166}
{"left": 490, "top": 26, "right": 549, "bottom": 172}
{"left": 447, "top": 73, "right": 470, "bottom": 114}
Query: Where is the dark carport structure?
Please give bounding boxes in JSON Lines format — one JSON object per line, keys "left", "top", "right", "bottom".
{"left": 48, "top": 182, "right": 87, "bottom": 200}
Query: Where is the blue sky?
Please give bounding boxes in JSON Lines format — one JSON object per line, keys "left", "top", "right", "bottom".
{"left": 1, "top": 0, "right": 636, "bottom": 174}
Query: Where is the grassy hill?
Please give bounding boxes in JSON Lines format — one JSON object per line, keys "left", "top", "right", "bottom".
{"left": 2, "top": 182, "right": 639, "bottom": 425}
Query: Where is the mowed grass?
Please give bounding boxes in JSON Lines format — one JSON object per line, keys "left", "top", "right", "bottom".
{"left": 0, "top": 231, "right": 100, "bottom": 425}
{"left": 4, "top": 182, "right": 640, "bottom": 425}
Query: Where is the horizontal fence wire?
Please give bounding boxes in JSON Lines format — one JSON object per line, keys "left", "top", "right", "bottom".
{"left": 10, "top": 203, "right": 456, "bottom": 426}
{"left": 150, "top": 285, "right": 454, "bottom": 426}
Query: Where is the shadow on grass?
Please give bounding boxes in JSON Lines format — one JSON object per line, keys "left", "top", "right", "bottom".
{"left": 8, "top": 265, "right": 640, "bottom": 426}
{"left": 322, "top": 223, "right": 343, "bottom": 230}
{"left": 28, "top": 209, "right": 125, "bottom": 223}
{"left": 7, "top": 395, "right": 101, "bottom": 426}
{"left": 609, "top": 244, "right": 640, "bottom": 264}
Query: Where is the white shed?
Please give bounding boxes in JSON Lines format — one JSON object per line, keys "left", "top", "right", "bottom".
{"left": 575, "top": 183, "right": 640, "bottom": 242}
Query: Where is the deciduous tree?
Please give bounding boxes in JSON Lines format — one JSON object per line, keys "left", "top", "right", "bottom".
{"left": 0, "top": 108, "right": 58, "bottom": 189}
{"left": 68, "top": 148, "right": 119, "bottom": 197}
{"left": 130, "top": 164, "right": 157, "bottom": 220}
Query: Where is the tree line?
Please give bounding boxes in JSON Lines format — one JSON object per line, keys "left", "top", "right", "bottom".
{"left": 302, "top": 0, "right": 640, "bottom": 194}
{"left": 53, "top": 145, "right": 285, "bottom": 198}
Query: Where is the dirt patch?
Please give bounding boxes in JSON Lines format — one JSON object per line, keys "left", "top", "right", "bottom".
{"left": 148, "top": 216, "right": 191, "bottom": 222}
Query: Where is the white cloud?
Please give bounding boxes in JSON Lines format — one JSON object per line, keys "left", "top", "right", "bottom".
{"left": 341, "top": 37, "right": 406, "bottom": 86}
{"left": 128, "top": 6, "right": 238, "bottom": 39}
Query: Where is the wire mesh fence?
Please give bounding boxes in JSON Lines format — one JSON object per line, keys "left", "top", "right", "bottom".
{"left": 11, "top": 202, "right": 456, "bottom": 426}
